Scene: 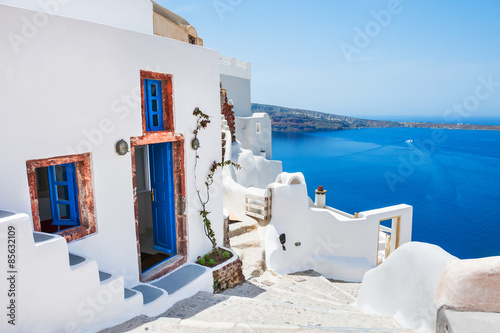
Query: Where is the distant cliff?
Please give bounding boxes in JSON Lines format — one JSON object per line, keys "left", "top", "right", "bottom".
{"left": 251, "top": 103, "right": 500, "bottom": 132}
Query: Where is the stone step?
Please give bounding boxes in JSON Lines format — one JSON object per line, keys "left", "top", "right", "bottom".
{"left": 230, "top": 231, "right": 261, "bottom": 249}
{"left": 225, "top": 271, "right": 360, "bottom": 309}
{"left": 229, "top": 219, "right": 258, "bottom": 238}
{"left": 223, "top": 280, "right": 358, "bottom": 313}
{"left": 232, "top": 246, "right": 265, "bottom": 278}
{"left": 100, "top": 317, "right": 412, "bottom": 332}
{"left": 33, "top": 231, "right": 57, "bottom": 244}
{"left": 163, "top": 290, "right": 405, "bottom": 331}
{"left": 99, "top": 270, "right": 412, "bottom": 333}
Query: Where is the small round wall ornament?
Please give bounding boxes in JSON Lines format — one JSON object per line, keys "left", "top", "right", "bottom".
{"left": 191, "top": 137, "right": 200, "bottom": 150}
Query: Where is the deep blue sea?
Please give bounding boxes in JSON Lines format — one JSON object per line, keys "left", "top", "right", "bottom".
{"left": 272, "top": 127, "right": 500, "bottom": 259}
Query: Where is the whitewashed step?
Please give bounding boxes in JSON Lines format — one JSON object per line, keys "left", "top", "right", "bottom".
{"left": 132, "top": 264, "right": 213, "bottom": 317}
{"left": 33, "top": 231, "right": 57, "bottom": 244}
{"left": 152, "top": 264, "right": 208, "bottom": 295}
{"left": 132, "top": 285, "right": 165, "bottom": 305}
{"left": 99, "top": 271, "right": 113, "bottom": 283}
{"left": 132, "top": 284, "right": 168, "bottom": 317}
{"left": 152, "top": 263, "right": 213, "bottom": 311}
{"left": 68, "top": 252, "right": 87, "bottom": 268}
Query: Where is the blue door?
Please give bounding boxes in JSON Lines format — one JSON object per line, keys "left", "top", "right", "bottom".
{"left": 149, "top": 142, "right": 177, "bottom": 254}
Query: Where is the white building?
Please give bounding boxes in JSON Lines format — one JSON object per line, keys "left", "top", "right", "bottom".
{"left": 0, "top": 1, "right": 418, "bottom": 332}
{"left": 0, "top": 1, "right": 238, "bottom": 332}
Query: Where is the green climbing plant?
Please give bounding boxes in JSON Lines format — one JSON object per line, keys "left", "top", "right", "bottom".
{"left": 193, "top": 107, "right": 240, "bottom": 255}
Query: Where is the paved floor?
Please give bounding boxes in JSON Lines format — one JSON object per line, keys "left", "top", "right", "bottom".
{"left": 101, "top": 270, "right": 412, "bottom": 333}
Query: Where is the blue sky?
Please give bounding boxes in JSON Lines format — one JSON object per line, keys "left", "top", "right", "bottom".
{"left": 159, "top": 0, "right": 500, "bottom": 121}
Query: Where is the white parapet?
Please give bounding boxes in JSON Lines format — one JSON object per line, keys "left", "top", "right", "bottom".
{"left": 219, "top": 55, "right": 251, "bottom": 80}
{"left": 264, "top": 173, "right": 413, "bottom": 282}
{"left": 219, "top": 54, "right": 252, "bottom": 117}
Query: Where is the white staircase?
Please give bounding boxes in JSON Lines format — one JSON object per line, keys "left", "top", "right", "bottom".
{"left": 0, "top": 212, "right": 213, "bottom": 333}
{"left": 100, "top": 270, "right": 413, "bottom": 332}
{"left": 228, "top": 214, "right": 266, "bottom": 279}
{"left": 313, "top": 255, "right": 374, "bottom": 282}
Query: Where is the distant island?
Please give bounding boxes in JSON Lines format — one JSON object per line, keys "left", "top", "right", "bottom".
{"left": 251, "top": 103, "right": 500, "bottom": 133}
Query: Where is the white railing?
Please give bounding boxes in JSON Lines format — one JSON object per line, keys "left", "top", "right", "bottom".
{"left": 219, "top": 55, "right": 233, "bottom": 67}
{"left": 219, "top": 55, "right": 249, "bottom": 71}
{"left": 235, "top": 59, "right": 248, "bottom": 71}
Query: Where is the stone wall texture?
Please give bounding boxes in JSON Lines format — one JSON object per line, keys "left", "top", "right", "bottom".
{"left": 213, "top": 258, "right": 245, "bottom": 293}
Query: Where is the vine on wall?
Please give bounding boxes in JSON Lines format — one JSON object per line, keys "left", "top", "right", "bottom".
{"left": 192, "top": 107, "right": 240, "bottom": 255}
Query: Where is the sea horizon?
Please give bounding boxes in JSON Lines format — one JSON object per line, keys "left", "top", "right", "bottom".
{"left": 352, "top": 115, "right": 500, "bottom": 126}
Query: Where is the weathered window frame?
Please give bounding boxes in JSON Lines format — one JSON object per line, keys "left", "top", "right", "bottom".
{"left": 26, "top": 153, "right": 96, "bottom": 242}
{"left": 140, "top": 70, "right": 174, "bottom": 134}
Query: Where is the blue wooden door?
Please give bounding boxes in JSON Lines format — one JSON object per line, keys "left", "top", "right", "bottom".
{"left": 149, "top": 142, "right": 177, "bottom": 254}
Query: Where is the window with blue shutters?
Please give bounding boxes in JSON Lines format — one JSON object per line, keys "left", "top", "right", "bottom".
{"left": 28, "top": 153, "right": 96, "bottom": 240}
{"left": 141, "top": 71, "right": 174, "bottom": 133}
{"left": 145, "top": 79, "right": 164, "bottom": 132}
{"left": 47, "top": 163, "right": 80, "bottom": 226}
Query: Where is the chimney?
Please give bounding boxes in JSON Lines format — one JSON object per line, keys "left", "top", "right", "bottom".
{"left": 315, "top": 186, "right": 327, "bottom": 208}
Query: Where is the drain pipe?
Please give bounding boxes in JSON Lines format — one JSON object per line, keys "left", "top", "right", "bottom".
{"left": 315, "top": 186, "right": 327, "bottom": 208}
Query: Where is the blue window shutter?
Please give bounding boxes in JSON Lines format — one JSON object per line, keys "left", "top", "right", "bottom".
{"left": 145, "top": 79, "right": 164, "bottom": 131}
{"left": 47, "top": 163, "right": 80, "bottom": 226}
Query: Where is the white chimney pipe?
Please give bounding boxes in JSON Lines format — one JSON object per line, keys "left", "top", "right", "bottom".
{"left": 315, "top": 186, "right": 327, "bottom": 208}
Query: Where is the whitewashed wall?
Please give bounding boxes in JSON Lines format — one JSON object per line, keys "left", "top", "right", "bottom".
{"left": 0, "top": 4, "right": 222, "bottom": 286}
{"left": 220, "top": 74, "right": 252, "bottom": 117}
{"left": 222, "top": 140, "right": 282, "bottom": 220}
{"left": 265, "top": 173, "right": 413, "bottom": 282}
{"left": 0, "top": 0, "right": 153, "bottom": 35}
{"left": 235, "top": 113, "right": 273, "bottom": 159}
{"left": 219, "top": 56, "right": 251, "bottom": 117}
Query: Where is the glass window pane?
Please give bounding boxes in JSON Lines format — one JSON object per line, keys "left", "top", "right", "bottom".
{"left": 57, "top": 185, "right": 69, "bottom": 201}
{"left": 152, "top": 100, "right": 158, "bottom": 112}
{"left": 58, "top": 204, "right": 70, "bottom": 219}
{"left": 54, "top": 165, "right": 67, "bottom": 181}
{"left": 151, "top": 84, "right": 157, "bottom": 97}
{"left": 153, "top": 115, "right": 159, "bottom": 127}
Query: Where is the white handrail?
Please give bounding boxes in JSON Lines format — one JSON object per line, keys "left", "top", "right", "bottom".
{"left": 235, "top": 59, "right": 248, "bottom": 70}
{"left": 219, "top": 55, "right": 232, "bottom": 66}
